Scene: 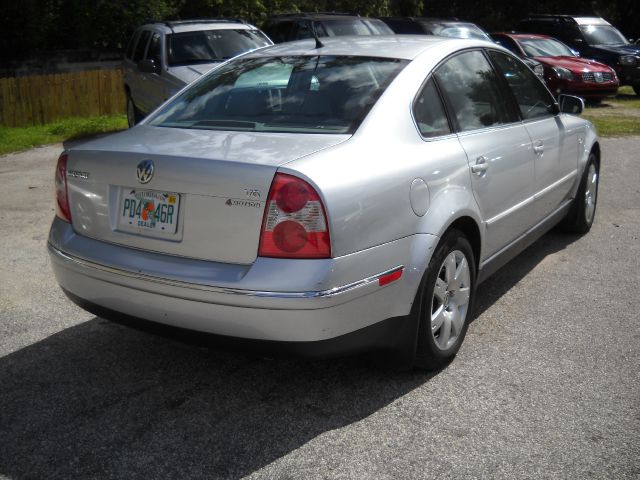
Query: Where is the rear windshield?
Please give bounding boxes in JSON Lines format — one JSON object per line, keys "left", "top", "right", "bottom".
{"left": 149, "top": 55, "right": 408, "bottom": 134}
{"left": 167, "top": 29, "right": 271, "bottom": 66}
{"left": 579, "top": 25, "right": 628, "bottom": 46}
{"left": 519, "top": 37, "right": 575, "bottom": 57}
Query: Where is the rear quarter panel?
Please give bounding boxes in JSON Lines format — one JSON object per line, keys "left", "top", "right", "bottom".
{"left": 283, "top": 43, "right": 484, "bottom": 258}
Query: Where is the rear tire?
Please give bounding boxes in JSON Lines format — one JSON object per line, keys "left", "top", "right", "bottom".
{"left": 633, "top": 85, "right": 640, "bottom": 96}
{"left": 560, "top": 152, "right": 599, "bottom": 234}
{"left": 126, "top": 94, "right": 142, "bottom": 128}
{"left": 414, "top": 229, "right": 476, "bottom": 371}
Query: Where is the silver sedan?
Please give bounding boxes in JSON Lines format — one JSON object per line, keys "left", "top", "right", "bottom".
{"left": 49, "top": 36, "right": 600, "bottom": 369}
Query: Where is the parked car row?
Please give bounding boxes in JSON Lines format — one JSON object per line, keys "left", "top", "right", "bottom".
{"left": 122, "top": 13, "right": 637, "bottom": 126}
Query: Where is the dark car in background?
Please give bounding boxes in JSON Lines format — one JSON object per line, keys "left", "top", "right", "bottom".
{"left": 491, "top": 33, "right": 619, "bottom": 101}
{"left": 123, "top": 19, "right": 272, "bottom": 126}
{"left": 517, "top": 15, "right": 640, "bottom": 94}
{"left": 380, "top": 17, "right": 491, "bottom": 40}
{"left": 381, "top": 17, "right": 544, "bottom": 79}
{"left": 262, "top": 12, "right": 393, "bottom": 43}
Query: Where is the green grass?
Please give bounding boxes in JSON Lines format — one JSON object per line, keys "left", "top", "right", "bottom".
{"left": 582, "top": 115, "right": 640, "bottom": 137}
{"left": 583, "top": 86, "right": 640, "bottom": 137}
{"left": 0, "top": 115, "right": 127, "bottom": 155}
{"left": 607, "top": 86, "right": 640, "bottom": 108}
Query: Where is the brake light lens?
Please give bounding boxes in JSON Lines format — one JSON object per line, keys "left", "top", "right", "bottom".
{"left": 258, "top": 173, "right": 331, "bottom": 259}
{"left": 55, "top": 152, "right": 71, "bottom": 223}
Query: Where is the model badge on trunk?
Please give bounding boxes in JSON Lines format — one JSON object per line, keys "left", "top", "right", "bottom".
{"left": 225, "top": 199, "right": 261, "bottom": 208}
{"left": 136, "top": 160, "right": 154, "bottom": 184}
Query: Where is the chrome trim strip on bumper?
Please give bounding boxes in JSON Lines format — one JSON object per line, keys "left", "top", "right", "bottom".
{"left": 48, "top": 243, "right": 403, "bottom": 300}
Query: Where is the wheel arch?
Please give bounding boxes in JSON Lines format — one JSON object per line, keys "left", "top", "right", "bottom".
{"left": 440, "top": 216, "right": 482, "bottom": 271}
{"left": 590, "top": 141, "right": 601, "bottom": 167}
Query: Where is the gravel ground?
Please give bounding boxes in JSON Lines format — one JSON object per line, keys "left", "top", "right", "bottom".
{"left": 0, "top": 138, "right": 638, "bottom": 479}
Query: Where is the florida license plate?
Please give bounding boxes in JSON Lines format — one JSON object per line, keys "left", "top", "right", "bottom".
{"left": 118, "top": 189, "right": 180, "bottom": 234}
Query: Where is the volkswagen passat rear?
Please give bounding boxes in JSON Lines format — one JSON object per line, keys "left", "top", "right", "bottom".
{"left": 49, "top": 36, "right": 600, "bottom": 369}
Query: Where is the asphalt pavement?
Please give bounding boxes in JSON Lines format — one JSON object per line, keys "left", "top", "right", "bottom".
{"left": 0, "top": 138, "right": 638, "bottom": 479}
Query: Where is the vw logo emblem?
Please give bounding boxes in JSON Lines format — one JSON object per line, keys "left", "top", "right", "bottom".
{"left": 136, "top": 159, "right": 154, "bottom": 184}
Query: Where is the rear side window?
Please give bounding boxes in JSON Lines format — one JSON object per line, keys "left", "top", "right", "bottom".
{"left": 264, "top": 21, "right": 293, "bottom": 43}
{"left": 133, "top": 30, "right": 151, "bottom": 62}
{"left": 382, "top": 19, "right": 423, "bottom": 34}
{"left": 146, "top": 33, "right": 162, "bottom": 67}
{"left": 291, "top": 21, "right": 314, "bottom": 40}
{"left": 434, "top": 50, "right": 517, "bottom": 132}
{"left": 489, "top": 51, "right": 555, "bottom": 120}
{"left": 125, "top": 30, "right": 141, "bottom": 60}
{"left": 413, "top": 78, "right": 451, "bottom": 138}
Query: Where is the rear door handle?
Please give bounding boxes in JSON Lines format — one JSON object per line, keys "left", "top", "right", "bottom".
{"left": 533, "top": 140, "right": 544, "bottom": 155}
{"left": 471, "top": 156, "right": 489, "bottom": 176}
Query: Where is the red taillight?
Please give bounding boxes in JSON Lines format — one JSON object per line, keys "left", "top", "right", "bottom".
{"left": 258, "top": 173, "right": 331, "bottom": 259}
{"left": 55, "top": 153, "right": 71, "bottom": 223}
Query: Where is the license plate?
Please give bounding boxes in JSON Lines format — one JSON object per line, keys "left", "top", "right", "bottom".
{"left": 118, "top": 189, "right": 180, "bottom": 234}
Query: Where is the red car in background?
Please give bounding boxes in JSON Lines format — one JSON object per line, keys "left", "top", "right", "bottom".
{"left": 491, "top": 32, "right": 619, "bottom": 101}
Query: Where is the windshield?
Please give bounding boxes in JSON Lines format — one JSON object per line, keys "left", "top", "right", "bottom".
{"left": 422, "top": 22, "right": 490, "bottom": 40}
{"left": 321, "top": 18, "right": 393, "bottom": 36}
{"left": 150, "top": 55, "right": 408, "bottom": 134}
{"left": 167, "top": 29, "right": 271, "bottom": 66}
{"left": 579, "top": 25, "right": 628, "bottom": 46}
{"left": 518, "top": 37, "right": 575, "bottom": 57}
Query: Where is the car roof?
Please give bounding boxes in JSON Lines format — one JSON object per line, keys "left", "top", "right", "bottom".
{"left": 143, "top": 20, "right": 258, "bottom": 34}
{"left": 268, "top": 13, "right": 370, "bottom": 21}
{"left": 521, "top": 15, "right": 611, "bottom": 27}
{"left": 245, "top": 35, "right": 487, "bottom": 60}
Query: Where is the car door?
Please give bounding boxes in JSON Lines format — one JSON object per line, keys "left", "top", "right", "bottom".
{"left": 123, "top": 29, "right": 142, "bottom": 93}
{"left": 488, "top": 50, "right": 578, "bottom": 221}
{"left": 434, "top": 50, "right": 536, "bottom": 260}
{"left": 129, "top": 29, "right": 152, "bottom": 112}
{"left": 141, "top": 32, "right": 169, "bottom": 113}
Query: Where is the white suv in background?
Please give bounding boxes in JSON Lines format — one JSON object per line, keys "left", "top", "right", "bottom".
{"left": 123, "top": 19, "right": 272, "bottom": 126}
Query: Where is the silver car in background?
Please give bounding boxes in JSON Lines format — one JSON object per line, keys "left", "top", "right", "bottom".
{"left": 50, "top": 36, "right": 600, "bottom": 369}
{"left": 123, "top": 19, "right": 272, "bottom": 126}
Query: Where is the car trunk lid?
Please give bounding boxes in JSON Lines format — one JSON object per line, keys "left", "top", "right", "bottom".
{"left": 66, "top": 126, "right": 348, "bottom": 264}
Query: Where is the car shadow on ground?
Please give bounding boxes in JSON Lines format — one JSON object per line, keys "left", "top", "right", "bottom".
{"left": 472, "top": 229, "right": 581, "bottom": 320}
{"left": 0, "top": 230, "right": 581, "bottom": 479}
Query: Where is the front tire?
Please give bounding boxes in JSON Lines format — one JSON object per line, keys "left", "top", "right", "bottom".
{"left": 560, "top": 152, "right": 599, "bottom": 234}
{"left": 633, "top": 85, "right": 640, "bottom": 96}
{"left": 414, "top": 229, "right": 476, "bottom": 370}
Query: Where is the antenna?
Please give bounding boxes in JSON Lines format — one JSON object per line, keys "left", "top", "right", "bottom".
{"left": 311, "top": 21, "right": 324, "bottom": 49}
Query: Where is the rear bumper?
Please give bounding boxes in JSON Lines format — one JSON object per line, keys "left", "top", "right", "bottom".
{"left": 62, "top": 289, "right": 416, "bottom": 359}
{"left": 48, "top": 218, "right": 437, "bottom": 345}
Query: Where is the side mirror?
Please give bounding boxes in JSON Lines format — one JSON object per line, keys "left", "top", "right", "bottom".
{"left": 558, "top": 94, "right": 585, "bottom": 114}
{"left": 138, "top": 59, "right": 159, "bottom": 75}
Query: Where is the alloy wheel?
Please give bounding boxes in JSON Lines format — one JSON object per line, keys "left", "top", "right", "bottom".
{"left": 431, "top": 250, "right": 471, "bottom": 351}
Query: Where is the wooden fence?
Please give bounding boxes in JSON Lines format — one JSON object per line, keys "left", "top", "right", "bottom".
{"left": 0, "top": 69, "right": 126, "bottom": 127}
